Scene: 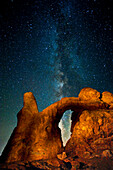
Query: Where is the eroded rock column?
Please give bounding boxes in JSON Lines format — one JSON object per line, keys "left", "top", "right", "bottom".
{"left": 1, "top": 92, "right": 63, "bottom": 162}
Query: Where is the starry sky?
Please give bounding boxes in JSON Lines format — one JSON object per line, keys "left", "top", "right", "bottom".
{"left": 0, "top": 0, "right": 113, "bottom": 154}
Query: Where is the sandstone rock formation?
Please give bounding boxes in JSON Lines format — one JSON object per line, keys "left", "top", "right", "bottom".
{"left": 65, "top": 109, "right": 113, "bottom": 157}
{"left": 0, "top": 92, "right": 63, "bottom": 163}
{"left": 0, "top": 87, "right": 113, "bottom": 169}
{"left": 102, "top": 91, "right": 113, "bottom": 108}
{"left": 78, "top": 87, "right": 100, "bottom": 101}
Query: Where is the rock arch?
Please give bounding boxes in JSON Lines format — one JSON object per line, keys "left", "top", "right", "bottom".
{"left": 0, "top": 88, "right": 110, "bottom": 163}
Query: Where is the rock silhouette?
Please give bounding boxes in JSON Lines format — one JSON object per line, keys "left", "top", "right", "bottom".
{"left": 0, "top": 87, "right": 113, "bottom": 169}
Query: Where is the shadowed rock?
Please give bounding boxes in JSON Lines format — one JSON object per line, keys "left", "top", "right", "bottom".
{"left": 0, "top": 87, "right": 113, "bottom": 167}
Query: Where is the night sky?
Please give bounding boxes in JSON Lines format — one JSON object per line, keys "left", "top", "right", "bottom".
{"left": 0, "top": 0, "right": 113, "bottom": 154}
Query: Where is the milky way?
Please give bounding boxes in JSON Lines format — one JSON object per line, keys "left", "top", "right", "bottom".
{"left": 0, "top": 0, "right": 113, "bottom": 154}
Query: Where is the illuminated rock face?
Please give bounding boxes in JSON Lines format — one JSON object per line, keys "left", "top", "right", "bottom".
{"left": 102, "top": 91, "right": 113, "bottom": 108}
{"left": 0, "top": 87, "right": 113, "bottom": 164}
{"left": 0, "top": 93, "right": 63, "bottom": 162}
{"left": 65, "top": 109, "right": 113, "bottom": 158}
{"left": 65, "top": 88, "right": 113, "bottom": 158}
{"left": 78, "top": 87, "right": 101, "bottom": 101}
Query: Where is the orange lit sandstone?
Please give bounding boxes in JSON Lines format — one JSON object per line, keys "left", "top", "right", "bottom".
{"left": 102, "top": 91, "right": 113, "bottom": 108}
{"left": 0, "top": 87, "right": 113, "bottom": 169}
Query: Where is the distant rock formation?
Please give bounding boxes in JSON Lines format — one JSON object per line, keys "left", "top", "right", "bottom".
{"left": 0, "top": 87, "right": 113, "bottom": 169}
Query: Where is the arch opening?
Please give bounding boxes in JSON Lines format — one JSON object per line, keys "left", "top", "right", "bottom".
{"left": 58, "top": 110, "right": 72, "bottom": 147}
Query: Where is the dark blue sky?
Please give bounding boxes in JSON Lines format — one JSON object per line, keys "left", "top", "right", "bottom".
{"left": 0, "top": 0, "right": 113, "bottom": 154}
